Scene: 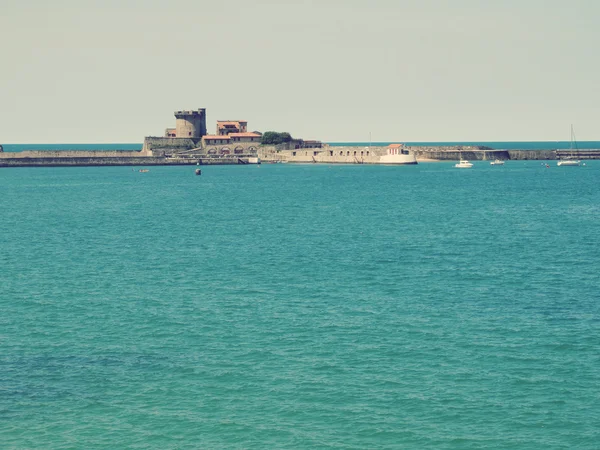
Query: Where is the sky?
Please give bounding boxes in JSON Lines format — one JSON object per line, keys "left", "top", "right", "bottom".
{"left": 1, "top": 0, "right": 599, "bottom": 143}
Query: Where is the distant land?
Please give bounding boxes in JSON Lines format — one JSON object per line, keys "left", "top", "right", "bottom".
{"left": 3, "top": 141, "right": 600, "bottom": 152}
{"left": 328, "top": 141, "right": 600, "bottom": 150}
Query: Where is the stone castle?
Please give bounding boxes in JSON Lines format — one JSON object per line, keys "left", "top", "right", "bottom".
{"left": 142, "top": 108, "right": 263, "bottom": 158}
{"left": 2, "top": 108, "right": 594, "bottom": 167}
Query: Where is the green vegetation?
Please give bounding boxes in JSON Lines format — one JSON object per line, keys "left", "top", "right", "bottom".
{"left": 261, "top": 131, "right": 293, "bottom": 145}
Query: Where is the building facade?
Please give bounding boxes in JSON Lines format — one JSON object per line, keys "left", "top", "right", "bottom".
{"left": 217, "top": 121, "right": 248, "bottom": 135}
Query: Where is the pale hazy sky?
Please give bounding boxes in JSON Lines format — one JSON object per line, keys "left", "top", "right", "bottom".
{"left": 1, "top": 0, "right": 598, "bottom": 143}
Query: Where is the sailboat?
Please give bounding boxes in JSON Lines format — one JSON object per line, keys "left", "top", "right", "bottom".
{"left": 557, "top": 125, "right": 581, "bottom": 166}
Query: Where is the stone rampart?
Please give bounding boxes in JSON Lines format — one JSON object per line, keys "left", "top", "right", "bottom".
{"left": 0, "top": 156, "right": 186, "bottom": 167}
{"left": 203, "top": 141, "right": 260, "bottom": 156}
{"left": 260, "top": 146, "right": 513, "bottom": 164}
{"left": 277, "top": 146, "right": 386, "bottom": 164}
{"left": 507, "top": 150, "right": 557, "bottom": 160}
{"left": 507, "top": 149, "right": 600, "bottom": 160}
{"left": 142, "top": 137, "right": 198, "bottom": 156}
{"left": 260, "top": 146, "right": 445, "bottom": 164}
{"left": 414, "top": 149, "right": 510, "bottom": 161}
{"left": 261, "top": 145, "right": 600, "bottom": 163}
{"left": 141, "top": 136, "right": 267, "bottom": 158}
{"left": 556, "top": 149, "right": 600, "bottom": 159}
{"left": 258, "top": 146, "right": 287, "bottom": 162}
{"left": 0, "top": 150, "right": 149, "bottom": 159}
{"left": 4, "top": 145, "right": 598, "bottom": 167}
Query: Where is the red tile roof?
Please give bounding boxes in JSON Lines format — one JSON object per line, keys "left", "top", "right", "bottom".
{"left": 203, "top": 135, "right": 231, "bottom": 140}
{"left": 388, "top": 143, "right": 404, "bottom": 148}
{"left": 229, "top": 132, "right": 261, "bottom": 137}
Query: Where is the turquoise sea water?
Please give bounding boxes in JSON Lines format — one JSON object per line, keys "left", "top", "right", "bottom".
{"left": 1, "top": 161, "right": 599, "bottom": 448}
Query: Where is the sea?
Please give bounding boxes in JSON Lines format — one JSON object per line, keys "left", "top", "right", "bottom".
{"left": 1, "top": 144, "right": 599, "bottom": 449}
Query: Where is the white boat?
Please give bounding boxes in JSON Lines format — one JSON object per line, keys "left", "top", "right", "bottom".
{"left": 455, "top": 160, "right": 473, "bottom": 168}
{"left": 490, "top": 159, "right": 504, "bottom": 166}
{"left": 557, "top": 159, "right": 580, "bottom": 167}
{"left": 557, "top": 125, "right": 580, "bottom": 166}
{"left": 455, "top": 154, "right": 473, "bottom": 168}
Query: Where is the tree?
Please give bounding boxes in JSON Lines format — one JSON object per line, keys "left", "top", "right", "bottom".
{"left": 261, "top": 131, "right": 293, "bottom": 145}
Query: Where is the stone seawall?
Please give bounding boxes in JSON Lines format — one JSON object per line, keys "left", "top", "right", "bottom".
{"left": 507, "top": 150, "right": 557, "bottom": 160}
{"left": 142, "top": 137, "right": 199, "bottom": 156}
{"left": 0, "top": 157, "right": 187, "bottom": 168}
{"left": 259, "top": 146, "right": 508, "bottom": 164}
{"left": 414, "top": 149, "right": 510, "bottom": 161}
{"left": 508, "top": 149, "right": 600, "bottom": 160}
{"left": 4, "top": 147, "right": 599, "bottom": 167}
{"left": 0, "top": 155, "right": 261, "bottom": 167}
{"left": 417, "top": 148, "right": 600, "bottom": 160}
{"left": 277, "top": 146, "right": 388, "bottom": 164}
{"left": 0, "top": 150, "right": 150, "bottom": 159}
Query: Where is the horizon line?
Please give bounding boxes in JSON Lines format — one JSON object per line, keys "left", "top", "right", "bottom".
{"left": 4, "top": 139, "right": 600, "bottom": 145}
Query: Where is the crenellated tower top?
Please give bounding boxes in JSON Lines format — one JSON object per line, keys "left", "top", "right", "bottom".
{"left": 174, "top": 108, "right": 207, "bottom": 138}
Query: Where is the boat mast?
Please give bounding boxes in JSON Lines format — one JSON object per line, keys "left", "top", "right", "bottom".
{"left": 570, "top": 124, "right": 579, "bottom": 158}
{"left": 570, "top": 124, "right": 573, "bottom": 151}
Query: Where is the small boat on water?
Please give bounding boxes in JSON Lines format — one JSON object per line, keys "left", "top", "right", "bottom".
{"left": 490, "top": 159, "right": 504, "bottom": 166}
{"left": 454, "top": 151, "right": 473, "bottom": 168}
{"left": 139, "top": 169, "right": 149, "bottom": 173}
{"left": 557, "top": 159, "right": 580, "bottom": 167}
{"left": 557, "top": 125, "right": 581, "bottom": 166}
{"left": 455, "top": 159, "right": 473, "bottom": 169}
{"left": 195, "top": 168, "right": 201, "bottom": 175}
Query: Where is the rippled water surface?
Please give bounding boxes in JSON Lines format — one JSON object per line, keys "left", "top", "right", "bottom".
{"left": 1, "top": 162, "right": 599, "bottom": 449}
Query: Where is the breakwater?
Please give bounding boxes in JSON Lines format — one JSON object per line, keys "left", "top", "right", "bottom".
{"left": 0, "top": 149, "right": 260, "bottom": 167}
{"left": 511, "top": 149, "right": 600, "bottom": 160}
{"left": 266, "top": 146, "right": 412, "bottom": 164}
{"left": 0, "top": 150, "right": 165, "bottom": 167}
{"left": 3, "top": 147, "right": 600, "bottom": 167}
{"left": 0, "top": 150, "right": 149, "bottom": 164}
{"left": 415, "top": 148, "right": 600, "bottom": 161}
{"left": 265, "top": 146, "right": 600, "bottom": 164}
{"left": 0, "top": 156, "right": 183, "bottom": 168}
{"left": 413, "top": 149, "right": 510, "bottom": 161}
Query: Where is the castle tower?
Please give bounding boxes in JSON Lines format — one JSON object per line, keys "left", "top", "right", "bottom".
{"left": 175, "top": 109, "right": 207, "bottom": 138}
